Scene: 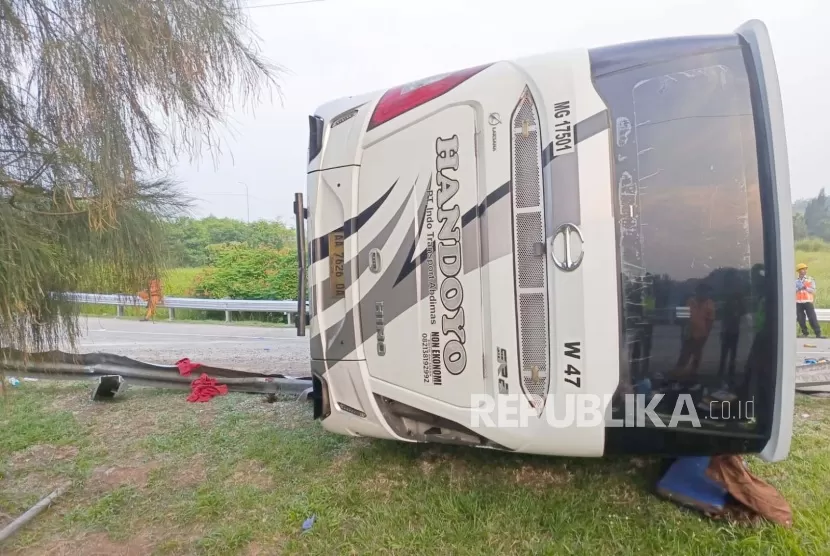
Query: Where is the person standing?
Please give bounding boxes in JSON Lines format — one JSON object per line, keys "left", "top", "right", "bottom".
{"left": 796, "top": 263, "right": 822, "bottom": 338}
{"left": 719, "top": 270, "right": 746, "bottom": 381}
{"left": 676, "top": 283, "right": 716, "bottom": 376}
{"left": 139, "top": 276, "right": 163, "bottom": 322}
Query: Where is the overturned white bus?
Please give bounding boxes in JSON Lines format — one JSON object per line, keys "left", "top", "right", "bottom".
{"left": 293, "top": 19, "right": 795, "bottom": 462}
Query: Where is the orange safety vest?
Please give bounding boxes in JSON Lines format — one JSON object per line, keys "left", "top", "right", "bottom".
{"left": 796, "top": 276, "right": 816, "bottom": 303}
{"left": 688, "top": 297, "right": 715, "bottom": 339}
{"left": 149, "top": 279, "right": 161, "bottom": 296}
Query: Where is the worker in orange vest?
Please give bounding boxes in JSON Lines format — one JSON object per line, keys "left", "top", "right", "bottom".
{"left": 796, "top": 263, "right": 822, "bottom": 338}
{"left": 675, "top": 282, "right": 715, "bottom": 376}
{"left": 139, "top": 276, "right": 163, "bottom": 322}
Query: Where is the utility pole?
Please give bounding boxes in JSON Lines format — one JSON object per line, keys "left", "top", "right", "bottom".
{"left": 238, "top": 181, "right": 250, "bottom": 222}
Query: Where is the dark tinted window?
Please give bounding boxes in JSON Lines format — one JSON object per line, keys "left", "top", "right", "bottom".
{"left": 591, "top": 42, "right": 774, "bottom": 454}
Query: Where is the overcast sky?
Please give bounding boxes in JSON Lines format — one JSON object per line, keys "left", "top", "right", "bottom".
{"left": 174, "top": 0, "right": 827, "bottom": 224}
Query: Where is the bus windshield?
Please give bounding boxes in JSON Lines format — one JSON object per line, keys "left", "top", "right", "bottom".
{"left": 591, "top": 35, "right": 776, "bottom": 454}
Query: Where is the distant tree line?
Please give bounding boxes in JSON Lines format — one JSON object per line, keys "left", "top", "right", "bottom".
{"left": 156, "top": 216, "right": 301, "bottom": 303}
{"left": 794, "top": 189, "right": 830, "bottom": 242}
{"left": 163, "top": 216, "right": 295, "bottom": 267}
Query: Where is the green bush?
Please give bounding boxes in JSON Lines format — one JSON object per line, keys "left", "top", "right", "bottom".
{"left": 795, "top": 237, "right": 830, "bottom": 253}
{"left": 163, "top": 217, "right": 295, "bottom": 267}
{"left": 194, "top": 243, "right": 299, "bottom": 300}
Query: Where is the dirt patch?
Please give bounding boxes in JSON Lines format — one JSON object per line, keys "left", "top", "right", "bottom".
{"left": 360, "top": 472, "right": 405, "bottom": 499}
{"left": 327, "top": 451, "right": 355, "bottom": 473}
{"left": 50, "top": 390, "right": 96, "bottom": 416}
{"left": 229, "top": 460, "right": 274, "bottom": 490}
{"left": 170, "top": 453, "right": 208, "bottom": 489}
{"left": 0, "top": 470, "right": 64, "bottom": 499}
{"left": 89, "top": 463, "right": 157, "bottom": 492}
{"left": 629, "top": 457, "right": 650, "bottom": 469}
{"left": 513, "top": 464, "right": 573, "bottom": 487}
{"left": 20, "top": 528, "right": 171, "bottom": 556}
{"left": 83, "top": 390, "right": 217, "bottom": 441}
{"left": 86, "top": 406, "right": 159, "bottom": 443}
{"left": 625, "top": 457, "right": 656, "bottom": 475}
{"left": 245, "top": 539, "right": 288, "bottom": 556}
{"left": 418, "top": 448, "right": 452, "bottom": 476}
{"left": 8, "top": 444, "right": 79, "bottom": 471}
{"left": 608, "top": 482, "right": 640, "bottom": 504}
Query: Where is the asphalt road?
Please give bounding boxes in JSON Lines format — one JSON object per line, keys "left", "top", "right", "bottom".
{"left": 73, "top": 317, "right": 310, "bottom": 376}
{"left": 796, "top": 336, "right": 830, "bottom": 361}
{"left": 69, "top": 317, "right": 830, "bottom": 387}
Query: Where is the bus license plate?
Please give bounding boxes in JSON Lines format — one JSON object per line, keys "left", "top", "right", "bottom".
{"left": 329, "top": 230, "right": 345, "bottom": 298}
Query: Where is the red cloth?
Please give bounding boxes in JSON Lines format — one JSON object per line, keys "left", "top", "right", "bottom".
{"left": 187, "top": 373, "right": 229, "bottom": 403}
{"left": 176, "top": 358, "right": 202, "bottom": 376}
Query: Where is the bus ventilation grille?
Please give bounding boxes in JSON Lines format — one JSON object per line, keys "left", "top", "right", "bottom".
{"left": 510, "top": 86, "right": 550, "bottom": 414}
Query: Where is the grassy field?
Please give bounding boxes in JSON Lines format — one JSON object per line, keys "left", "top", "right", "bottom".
{"left": 0, "top": 382, "right": 828, "bottom": 555}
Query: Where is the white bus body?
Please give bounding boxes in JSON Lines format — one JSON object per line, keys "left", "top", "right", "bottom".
{"left": 294, "top": 20, "right": 794, "bottom": 461}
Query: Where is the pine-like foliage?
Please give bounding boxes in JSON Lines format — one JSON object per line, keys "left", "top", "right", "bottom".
{"left": 0, "top": 0, "right": 278, "bottom": 352}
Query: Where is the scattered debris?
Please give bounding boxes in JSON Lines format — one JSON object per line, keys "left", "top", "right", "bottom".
{"left": 0, "top": 482, "right": 70, "bottom": 543}
{"left": 657, "top": 457, "right": 727, "bottom": 515}
{"left": 4, "top": 377, "right": 36, "bottom": 387}
{"left": 803, "top": 357, "right": 829, "bottom": 366}
{"left": 0, "top": 349, "right": 314, "bottom": 400}
{"left": 656, "top": 455, "right": 792, "bottom": 527}
{"left": 707, "top": 455, "right": 793, "bottom": 527}
{"left": 175, "top": 358, "right": 202, "bottom": 376}
{"left": 9, "top": 445, "right": 79, "bottom": 469}
{"left": 301, "top": 514, "right": 316, "bottom": 532}
{"left": 187, "top": 374, "right": 229, "bottom": 403}
{"left": 92, "top": 375, "right": 124, "bottom": 401}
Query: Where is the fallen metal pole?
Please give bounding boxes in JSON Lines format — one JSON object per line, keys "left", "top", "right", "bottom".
{"left": 0, "top": 348, "right": 301, "bottom": 379}
{"left": 0, "top": 362, "right": 313, "bottom": 395}
{"left": 0, "top": 483, "right": 69, "bottom": 544}
{"left": 0, "top": 349, "right": 315, "bottom": 398}
{"left": 796, "top": 363, "right": 830, "bottom": 389}
{"left": 3, "top": 369, "right": 312, "bottom": 396}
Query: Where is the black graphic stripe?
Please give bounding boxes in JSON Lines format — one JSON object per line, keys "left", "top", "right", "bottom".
{"left": 542, "top": 109, "right": 609, "bottom": 166}
{"left": 461, "top": 181, "right": 510, "bottom": 227}
{"left": 395, "top": 179, "right": 510, "bottom": 286}
{"left": 344, "top": 178, "right": 398, "bottom": 238}
{"left": 309, "top": 179, "right": 398, "bottom": 264}
{"left": 394, "top": 176, "right": 430, "bottom": 287}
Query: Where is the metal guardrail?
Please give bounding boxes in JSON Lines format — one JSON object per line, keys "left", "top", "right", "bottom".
{"left": 65, "top": 293, "right": 308, "bottom": 322}
{"left": 66, "top": 293, "right": 830, "bottom": 324}
{"left": 676, "top": 306, "right": 830, "bottom": 322}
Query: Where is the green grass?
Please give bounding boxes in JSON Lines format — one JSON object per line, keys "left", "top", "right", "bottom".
{"left": 1, "top": 382, "right": 828, "bottom": 555}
